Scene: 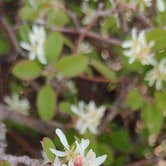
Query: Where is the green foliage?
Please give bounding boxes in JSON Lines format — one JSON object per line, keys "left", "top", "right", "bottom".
{"left": 12, "top": 60, "right": 42, "bottom": 80}
{"left": 56, "top": 55, "right": 88, "bottom": 77}
{"left": 45, "top": 32, "right": 64, "bottom": 63}
{"left": 41, "top": 137, "right": 55, "bottom": 162}
{"left": 19, "top": 24, "right": 30, "bottom": 42}
{"left": 0, "top": 161, "right": 10, "bottom": 166}
{"left": 4, "top": 0, "right": 166, "bottom": 165}
{"left": 37, "top": 85, "right": 56, "bottom": 121}
{"left": 109, "top": 127, "right": 131, "bottom": 153}
{"left": 19, "top": 6, "right": 36, "bottom": 20}
{"left": 142, "top": 102, "right": 164, "bottom": 136}
{"left": 125, "top": 89, "right": 144, "bottom": 110}
{"left": 147, "top": 28, "right": 166, "bottom": 52}
{"left": 91, "top": 59, "right": 117, "bottom": 81}
{"left": 59, "top": 101, "right": 72, "bottom": 114}
{"left": 0, "top": 33, "right": 10, "bottom": 54}
{"left": 47, "top": 8, "right": 69, "bottom": 26}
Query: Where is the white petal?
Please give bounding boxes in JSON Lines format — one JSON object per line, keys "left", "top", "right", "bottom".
{"left": 94, "top": 155, "right": 107, "bottom": 166}
{"left": 50, "top": 148, "right": 67, "bottom": 157}
{"left": 28, "top": 52, "right": 36, "bottom": 60}
{"left": 20, "top": 42, "right": 31, "bottom": 51}
{"left": 131, "top": 28, "right": 137, "bottom": 40}
{"left": 156, "top": 80, "right": 162, "bottom": 90}
{"left": 71, "top": 106, "right": 80, "bottom": 115}
{"left": 157, "top": 0, "right": 165, "bottom": 12}
{"left": 56, "top": 129, "right": 69, "bottom": 149}
{"left": 54, "top": 157, "right": 61, "bottom": 166}
{"left": 122, "top": 41, "right": 132, "bottom": 48}
{"left": 68, "top": 160, "right": 74, "bottom": 166}
{"left": 37, "top": 46, "right": 47, "bottom": 64}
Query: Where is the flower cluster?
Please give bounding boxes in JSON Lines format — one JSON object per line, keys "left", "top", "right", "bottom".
{"left": 71, "top": 101, "right": 106, "bottom": 134}
{"left": 110, "top": 0, "right": 165, "bottom": 12}
{"left": 123, "top": 28, "right": 166, "bottom": 90}
{"left": 4, "top": 94, "right": 30, "bottom": 115}
{"left": 20, "top": 25, "right": 47, "bottom": 64}
{"left": 145, "top": 59, "right": 166, "bottom": 90}
{"left": 49, "top": 128, "right": 107, "bottom": 166}
{"left": 122, "top": 28, "right": 155, "bottom": 65}
{"left": 81, "top": 1, "right": 96, "bottom": 25}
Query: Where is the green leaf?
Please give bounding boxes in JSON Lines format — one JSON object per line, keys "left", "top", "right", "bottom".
{"left": 41, "top": 137, "right": 55, "bottom": 162}
{"left": 0, "top": 161, "right": 10, "bottom": 166}
{"left": 47, "top": 9, "right": 69, "bottom": 26}
{"left": 125, "top": 89, "right": 144, "bottom": 110}
{"left": 56, "top": 55, "right": 88, "bottom": 77}
{"left": 45, "top": 32, "right": 63, "bottom": 63}
{"left": 155, "top": 91, "right": 166, "bottom": 112}
{"left": 19, "top": 24, "right": 30, "bottom": 42}
{"left": 19, "top": 6, "right": 35, "bottom": 20}
{"left": 0, "top": 33, "right": 10, "bottom": 54}
{"left": 96, "top": 143, "right": 114, "bottom": 165}
{"left": 37, "top": 85, "right": 56, "bottom": 121}
{"left": 91, "top": 59, "right": 116, "bottom": 81}
{"left": 109, "top": 129, "right": 131, "bottom": 152}
{"left": 59, "top": 101, "right": 71, "bottom": 114}
{"left": 141, "top": 102, "right": 164, "bottom": 136}
{"left": 146, "top": 28, "right": 166, "bottom": 52}
{"left": 12, "top": 60, "right": 42, "bottom": 80}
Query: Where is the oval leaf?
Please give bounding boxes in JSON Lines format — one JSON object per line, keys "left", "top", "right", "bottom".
{"left": 56, "top": 55, "right": 88, "bottom": 77}
{"left": 45, "top": 32, "right": 63, "bottom": 63}
{"left": 37, "top": 85, "right": 56, "bottom": 121}
{"left": 41, "top": 137, "right": 55, "bottom": 162}
{"left": 91, "top": 59, "right": 117, "bottom": 81}
{"left": 12, "top": 60, "right": 42, "bottom": 80}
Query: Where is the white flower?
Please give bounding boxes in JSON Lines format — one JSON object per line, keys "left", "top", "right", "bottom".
{"left": 20, "top": 25, "right": 47, "bottom": 64}
{"left": 29, "top": 0, "right": 37, "bottom": 9}
{"left": 4, "top": 94, "right": 30, "bottom": 115}
{"left": 53, "top": 157, "right": 68, "bottom": 166}
{"left": 71, "top": 101, "right": 106, "bottom": 134}
{"left": 122, "top": 28, "right": 155, "bottom": 65}
{"left": 156, "top": 0, "right": 165, "bottom": 12}
{"left": 77, "top": 42, "right": 93, "bottom": 54}
{"left": 139, "top": 0, "right": 152, "bottom": 11}
{"left": 145, "top": 58, "right": 166, "bottom": 90}
{"left": 41, "top": 151, "right": 50, "bottom": 165}
{"left": 81, "top": 2, "right": 96, "bottom": 25}
{"left": 50, "top": 128, "right": 106, "bottom": 166}
{"left": 83, "top": 149, "right": 107, "bottom": 166}
{"left": 50, "top": 129, "right": 77, "bottom": 166}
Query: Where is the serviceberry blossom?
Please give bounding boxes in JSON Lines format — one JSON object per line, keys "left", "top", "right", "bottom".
{"left": 71, "top": 101, "right": 106, "bottom": 134}
{"left": 81, "top": 2, "right": 96, "bottom": 25}
{"left": 29, "top": 0, "right": 37, "bottom": 9}
{"left": 77, "top": 42, "right": 93, "bottom": 54}
{"left": 156, "top": 0, "right": 165, "bottom": 12}
{"left": 50, "top": 128, "right": 107, "bottom": 166}
{"left": 122, "top": 28, "right": 155, "bottom": 65}
{"left": 20, "top": 25, "right": 47, "bottom": 64}
{"left": 145, "top": 58, "right": 166, "bottom": 90}
{"left": 4, "top": 94, "right": 30, "bottom": 115}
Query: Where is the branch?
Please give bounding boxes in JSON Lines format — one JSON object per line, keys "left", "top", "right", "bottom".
{"left": 50, "top": 26, "right": 122, "bottom": 46}
{"left": 0, "top": 104, "right": 65, "bottom": 137}
{"left": 0, "top": 155, "right": 40, "bottom": 166}
{"left": 0, "top": 16, "right": 21, "bottom": 54}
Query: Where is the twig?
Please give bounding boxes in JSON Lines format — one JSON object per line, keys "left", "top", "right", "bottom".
{"left": 99, "top": 77, "right": 138, "bottom": 132}
{"left": 0, "top": 16, "right": 21, "bottom": 54}
{"left": 51, "top": 26, "right": 122, "bottom": 46}
{"left": 0, "top": 122, "right": 41, "bottom": 166}
{"left": 0, "top": 104, "right": 65, "bottom": 137}
{"left": 78, "top": 75, "right": 111, "bottom": 83}
{"left": 0, "top": 155, "right": 41, "bottom": 166}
